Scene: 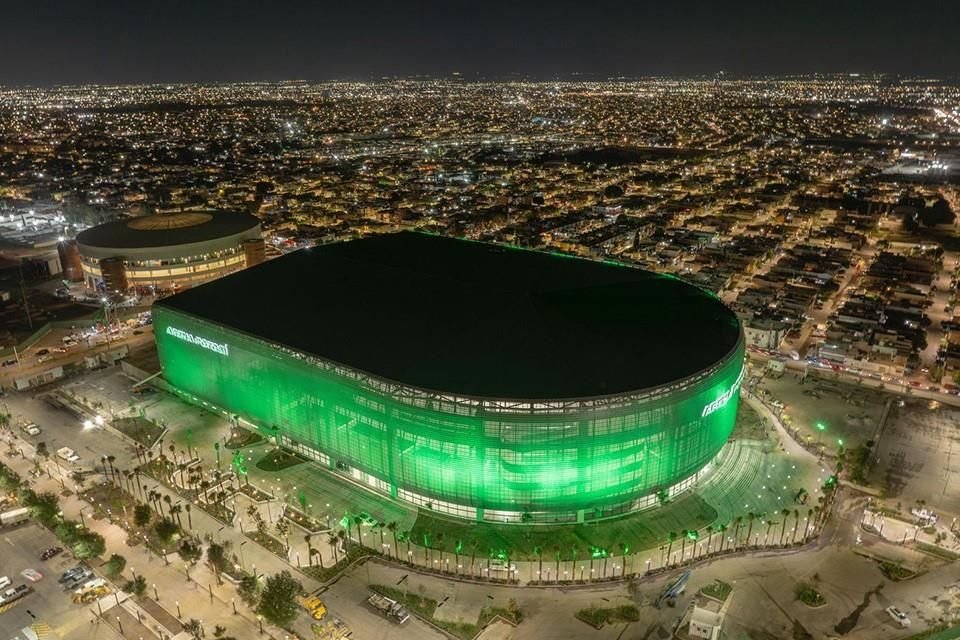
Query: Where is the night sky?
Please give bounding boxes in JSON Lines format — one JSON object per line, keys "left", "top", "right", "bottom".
{"left": 2, "top": 0, "right": 958, "bottom": 85}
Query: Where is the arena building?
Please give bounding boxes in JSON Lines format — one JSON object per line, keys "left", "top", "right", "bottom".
{"left": 75, "top": 211, "right": 264, "bottom": 293}
{"left": 153, "top": 232, "right": 745, "bottom": 524}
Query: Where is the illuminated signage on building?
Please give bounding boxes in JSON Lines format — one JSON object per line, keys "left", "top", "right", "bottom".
{"left": 166, "top": 326, "right": 229, "bottom": 356}
{"left": 701, "top": 366, "right": 744, "bottom": 418}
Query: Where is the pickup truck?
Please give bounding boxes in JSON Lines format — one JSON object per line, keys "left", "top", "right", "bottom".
{"left": 367, "top": 592, "right": 410, "bottom": 624}
{"left": 57, "top": 447, "right": 80, "bottom": 463}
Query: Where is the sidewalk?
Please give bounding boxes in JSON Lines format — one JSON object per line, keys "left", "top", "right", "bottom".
{"left": 2, "top": 432, "right": 303, "bottom": 640}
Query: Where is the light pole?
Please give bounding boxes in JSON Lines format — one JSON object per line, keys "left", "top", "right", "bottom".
{"left": 153, "top": 583, "right": 159, "bottom": 601}
{"left": 239, "top": 541, "right": 247, "bottom": 569}
{"left": 176, "top": 600, "right": 182, "bottom": 618}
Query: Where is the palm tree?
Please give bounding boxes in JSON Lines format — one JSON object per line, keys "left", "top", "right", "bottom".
{"left": 352, "top": 515, "right": 364, "bottom": 548}
{"left": 553, "top": 544, "right": 561, "bottom": 578}
{"left": 177, "top": 462, "right": 187, "bottom": 488}
{"left": 421, "top": 530, "right": 431, "bottom": 563}
{"left": 199, "top": 480, "right": 211, "bottom": 503}
{"left": 185, "top": 503, "right": 192, "bottom": 530}
{"left": 169, "top": 443, "right": 176, "bottom": 464}
{"left": 733, "top": 516, "right": 743, "bottom": 550}
{"left": 804, "top": 508, "right": 814, "bottom": 540}
{"left": 792, "top": 509, "right": 801, "bottom": 543}
{"left": 533, "top": 546, "right": 543, "bottom": 581}
{"left": 717, "top": 523, "right": 728, "bottom": 553}
{"left": 666, "top": 531, "right": 677, "bottom": 565}
{"left": 387, "top": 521, "right": 398, "bottom": 558}
{"left": 705, "top": 525, "right": 714, "bottom": 555}
{"left": 780, "top": 508, "right": 791, "bottom": 545}
{"left": 171, "top": 504, "right": 184, "bottom": 530}
{"left": 435, "top": 532, "right": 446, "bottom": 571}
{"left": 745, "top": 513, "right": 756, "bottom": 547}
{"left": 133, "top": 469, "right": 142, "bottom": 499}
{"left": 304, "top": 534, "right": 313, "bottom": 566}
{"left": 679, "top": 530, "right": 688, "bottom": 562}
{"left": 470, "top": 539, "right": 479, "bottom": 575}
{"left": 163, "top": 494, "right": 173, "bottom": 518}
{"left": 618, "top": 543, "right": 628, "bottom": 576}
{"left": 107, "top": 455, "right": 117, "bottom": 484}
{"left": 327, "top": 532, "right": 340, "bottom": 565}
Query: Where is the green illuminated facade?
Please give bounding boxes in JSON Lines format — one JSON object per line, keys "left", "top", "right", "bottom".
{"left": 153, "top": 306, "right": 744, "bottom": 524}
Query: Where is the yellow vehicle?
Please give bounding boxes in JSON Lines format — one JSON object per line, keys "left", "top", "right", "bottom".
{"left": 302, "top": 595, "right": 327, "bottom": 620}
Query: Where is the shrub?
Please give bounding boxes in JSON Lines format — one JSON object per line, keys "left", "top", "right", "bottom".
{"left": 104, "top": 554, "right": 127, "bottom": 578}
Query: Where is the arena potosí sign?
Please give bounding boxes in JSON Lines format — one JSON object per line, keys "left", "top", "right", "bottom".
{"left": 165, "top": 326, "right": 230, "bottom": 356}
{"left": 701, "top": 366, "right": 744, "bottom": 418}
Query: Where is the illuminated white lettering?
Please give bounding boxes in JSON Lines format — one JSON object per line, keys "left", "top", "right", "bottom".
{"left": 701, "top": 367, "right": 745, "bottom": 418}
{"left": 166, "top": 326, "right": 229, "bottom": 356}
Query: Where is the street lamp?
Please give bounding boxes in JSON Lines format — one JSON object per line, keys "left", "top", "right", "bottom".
{"left": 816, "top": 422, "right": 826, "bottom": 446}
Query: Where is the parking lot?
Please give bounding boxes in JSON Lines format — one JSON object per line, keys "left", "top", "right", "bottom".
{"left": 0, "top": 522, "right": 88, "bottom": 639}
{"left": 869, "top": 399, "right": 960, "bottom": 514}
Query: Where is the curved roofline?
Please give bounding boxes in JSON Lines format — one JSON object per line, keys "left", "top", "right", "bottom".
{"left": 158, "top": 305, "right": 745, "bottom": 408}
{"left": 75, "top": 210, "right": 261, "bottom": 251}
{"left": 77, "top": 227, "right": 262, "bottom": 259}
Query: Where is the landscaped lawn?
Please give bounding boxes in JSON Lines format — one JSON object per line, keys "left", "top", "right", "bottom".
{"left": 114, "top": 416, "right": 166, "bottom": 447}
{"left": 410, "top": 491, "right": 717, "bottom": 562}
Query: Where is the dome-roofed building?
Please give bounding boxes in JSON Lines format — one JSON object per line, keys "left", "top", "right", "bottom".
{"left": 75, "top": 211, "right": 263, "bottom": 293}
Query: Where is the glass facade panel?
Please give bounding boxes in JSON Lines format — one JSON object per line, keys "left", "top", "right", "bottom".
{"left": 155, "top": 306, "right": 744, "bottom": 519}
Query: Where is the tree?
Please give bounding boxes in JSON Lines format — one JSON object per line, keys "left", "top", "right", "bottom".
{"left": 169, "top": 504, "right": 184, "bottom": 531}
{"left": 304, "top": 534, "right": 314, "bottom": 566}
{"left": 185, "top": 503, "right": 193, "bottom": 529}
{"left": 208, "top": 541, "right": 232, "bottom": 584}
{"left": 124, "top": 574, "right": 147, "bottom": 597}
{"left": 154, "top": 517, "right": 179, "bottom": 543}
{"left": 238, "top": 573, "right": 260, "bottom": 607}
{"left": 387, "top": 521, "right": 398, "bottom": 558}
{"left": 257, "top": 570, "right": 302, "bottom": 628}
{"left": 104, "top": 554, "right": 127, "bottom": 578}
{"left": 70, "top": 471, "right": 86, "bottom": 488}
{"left": 275, "top": 517, "right": 291, "bottom": 552}
{"left": 179, "top": 538, "right": 203, "bottom": 564}
{"left": 35, "top": 442, "right": 49, "bottom": 459}
{"left": 22, "top": 490, "right": 59, "bottom": 525}
{"left": 134, "top": 503, "right": 153, "bottom": 528}
{"left": 780, "top": 508, "right": 791, "bottom": 545}
{"left": 184, "top": 619, "right": 204, "bottom": 640}
{"left": 327, "top": 532, "right": 340, "bottom": 565}
{"left": 666, "top": 531, "right": 677, "bottom": 565}
{"left": 73, "top": 529, "right": 106, "bottom": 559}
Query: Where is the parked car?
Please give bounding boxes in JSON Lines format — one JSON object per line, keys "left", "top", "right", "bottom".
{"left": 40, "top": 546, "right": 63, "bottom": 561}
{"left": 35, "top": 348, "right": 50, "bottom": 357}
{"left": 58, "top": 567, "right": 85, "bottom": 583}
{"left": 0, "top": 576, "right": 10, "bottom": 590}
{"left": 21, "top": 569, "right": 42, "bottom": 582}
{"left": 886, "top": 606, "right": 911, "bottom": 628}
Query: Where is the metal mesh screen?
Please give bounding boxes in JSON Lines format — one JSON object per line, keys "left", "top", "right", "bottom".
{"left": 154, "top": 306, "right": 744, "bottom": 519}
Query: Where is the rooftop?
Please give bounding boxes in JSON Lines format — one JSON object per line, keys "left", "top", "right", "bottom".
{"left": 76, "top": 211, "right": 261, "bottom": 249}
{"left": 156, "top": 232, "right": 742, "bottom": 399}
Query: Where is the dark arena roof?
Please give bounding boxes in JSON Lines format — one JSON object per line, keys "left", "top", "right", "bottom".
{"left": 76, "top": 211, "right": 261, "bottom": 249}
{"left": 156, "top": 232, "right": 743, "bottom": 399}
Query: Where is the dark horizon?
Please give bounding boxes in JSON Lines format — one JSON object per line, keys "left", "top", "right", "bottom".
{"left": 1, "top": 0, "right": 958, "bottom": 87}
